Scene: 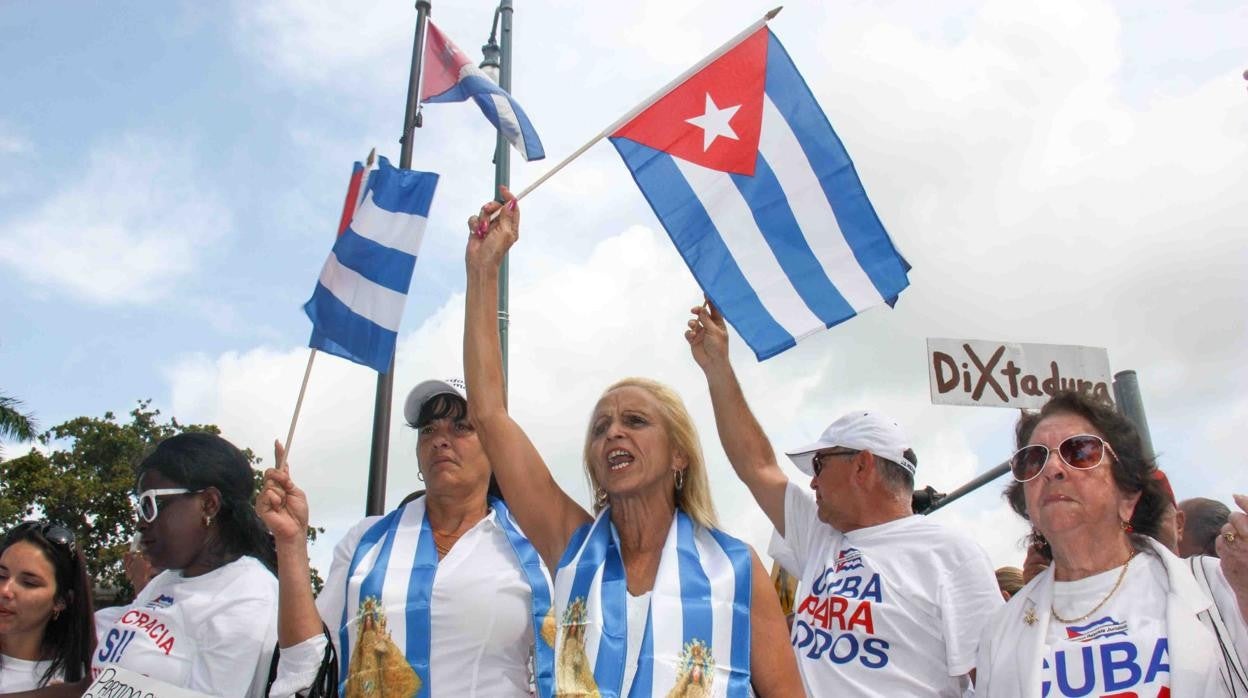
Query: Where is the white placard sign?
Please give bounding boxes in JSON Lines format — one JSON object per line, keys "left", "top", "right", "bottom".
{"left": 84, "top": 666, "right": 213, "bottom": 698}
{"left": 927, "top": 338, "right": 1112, "bottom": 409}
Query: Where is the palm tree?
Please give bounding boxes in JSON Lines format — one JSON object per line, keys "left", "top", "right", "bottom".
{"left": 0, "top": 393, "right": 38, "bottom": 458}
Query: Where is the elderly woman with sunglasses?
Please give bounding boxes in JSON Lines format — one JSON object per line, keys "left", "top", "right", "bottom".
{"left": 85, "top": 432, "right": 280, "bottom": 697}
{"left": 975, "top": 391, "right": 1248, "bottom": 697}
{"left": 0, "top": 522, "right": 94, "bottom": 692}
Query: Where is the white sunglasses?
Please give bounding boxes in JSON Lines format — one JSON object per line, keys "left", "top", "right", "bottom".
{"left": 134, "top": 488, "right": 201, "bottom": 523}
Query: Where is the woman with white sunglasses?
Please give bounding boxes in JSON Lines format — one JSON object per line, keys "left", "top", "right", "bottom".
{"left": 974, "top": 391, "right": 1248, "bottom": 696}
{"left": 89, "top": 432, "right": 279, "bottom": 696}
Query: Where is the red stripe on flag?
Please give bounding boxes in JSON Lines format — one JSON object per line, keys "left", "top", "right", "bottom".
{"left": 336, "top": 164, "right": 366, "bottom": 237}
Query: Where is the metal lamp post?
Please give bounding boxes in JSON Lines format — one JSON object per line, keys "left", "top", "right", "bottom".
{"left": 481, "top": 1, "right": 513, "bottom": 385}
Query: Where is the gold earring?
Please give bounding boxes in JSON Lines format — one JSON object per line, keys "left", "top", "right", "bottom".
{"left": 595, "top": 488, "right": 608, "bottom": 508}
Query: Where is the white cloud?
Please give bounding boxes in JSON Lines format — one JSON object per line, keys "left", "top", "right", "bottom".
{"left": 231, "top": 1, "right": 411, "bottom": 90}
{"left": 0, "top": 135, "right": 30, "bottom": 155}
{"left": 0, "top": 137, "right": 231, "bottom": 305}
{"left": 0, "top": 118, "right": 31, "bottom": 155}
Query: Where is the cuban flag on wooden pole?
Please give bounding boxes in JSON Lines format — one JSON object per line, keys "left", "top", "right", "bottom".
{"left": 305, "top": 154, "right": 440, "bottom": 372}
{"left": 609, "top": 23, "right": 910, "bottom": 360}
{"left": 506, "top": 9, "right": 909, "bottom": 361}
{"left": 420, "top": 20, "right": 545, "bottom": 162}
{"left": 276, "top": 152, "right": 438, "bottom": 471}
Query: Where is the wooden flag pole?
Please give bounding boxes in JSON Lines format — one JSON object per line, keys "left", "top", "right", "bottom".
{"left": 488, "top": 6, "right": 782, "bottom": 217}
{"left": 279, "top": 348, "right": 318, "bottom": 471}
{"left": 286, "top": 146, "right": 374, "bottom": 473}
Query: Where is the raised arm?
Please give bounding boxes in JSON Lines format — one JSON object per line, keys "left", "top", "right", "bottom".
{"left": 256, "top": 441, "right": 323, "bottom": 649}
{"left": 686, "top": 302, "right": 790, "bottom": 534}
{"left": 464, "top": 188, "right": 592, "bottom": 569}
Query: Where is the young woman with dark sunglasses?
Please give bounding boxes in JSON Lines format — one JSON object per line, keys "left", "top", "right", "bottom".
{"left": 974, "top": 391, "right": 1248, "bottom": 696}
{"left": 0, "top": 521, "right": 94, "bottom": 691}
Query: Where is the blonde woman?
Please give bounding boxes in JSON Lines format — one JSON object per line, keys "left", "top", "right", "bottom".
{"left": 463, "top": 188, "right": 801, "bottom": 697}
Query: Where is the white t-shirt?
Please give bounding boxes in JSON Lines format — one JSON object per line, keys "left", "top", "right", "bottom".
{"left": 270, "top": 508, "right": 538, "bottom": 698}
{"left": 0, "top": 654, "right": 57, "bottom": 691}
{"left": 782, "top": 481, "right": 1002, "bottom": 697}
{"left": 1041, "top": 552, "right": 1170, "bottom": 697}
{"left": 92, "top": 555, "right": 279, "bottom": 697}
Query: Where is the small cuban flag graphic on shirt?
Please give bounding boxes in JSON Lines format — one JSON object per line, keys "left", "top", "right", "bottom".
{"left": 609, "top": 28, "right": 911, "bottom": 360}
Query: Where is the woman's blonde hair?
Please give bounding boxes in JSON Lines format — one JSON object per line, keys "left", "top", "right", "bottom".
{"left": 582, "top": 377, "right": 719, "bottom": 530}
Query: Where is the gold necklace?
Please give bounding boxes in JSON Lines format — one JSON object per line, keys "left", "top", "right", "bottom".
{"left": 1051, "top": 550, "right": 1137, "bottom": 624}
{"left": 432, "top": 529, "right": 464, "bottom": 557}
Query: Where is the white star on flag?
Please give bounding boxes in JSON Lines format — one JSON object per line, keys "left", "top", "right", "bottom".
{"left": 685, "top": 93, "right": 741, "bottom": 151}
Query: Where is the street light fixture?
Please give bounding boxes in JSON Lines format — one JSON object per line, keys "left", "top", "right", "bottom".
{"left": 479, "top": 8, "right": 502, "bottom": 84}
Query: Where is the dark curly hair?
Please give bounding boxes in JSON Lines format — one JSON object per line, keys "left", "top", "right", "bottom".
{"left": 1004, "top": 391, "right": 1167, "bottom": 545}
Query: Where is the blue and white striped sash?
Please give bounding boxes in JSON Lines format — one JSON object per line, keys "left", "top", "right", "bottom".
{"left": 339, "top": 496, "right": 554, "bottom": 697}
{"left": 552, "top": 509, "right": 752, "bottom": 697}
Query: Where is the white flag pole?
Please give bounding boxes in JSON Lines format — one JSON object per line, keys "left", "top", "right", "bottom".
{"left": 279, "top": 348, "right": 317, "bottom": 471}
{"left": 498, "top": 6, "right": 782, "bottom": 211}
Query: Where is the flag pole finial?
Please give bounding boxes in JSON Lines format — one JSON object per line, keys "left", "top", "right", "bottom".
{"left": 765, "top": 6, "right": 782, "bottom": 21}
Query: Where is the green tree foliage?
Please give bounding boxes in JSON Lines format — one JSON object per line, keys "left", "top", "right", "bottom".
{"left": 0, "top": 400, "right": 323, "bottom": 600}
{"left": 0, "top": 393, "right": 39, "bottom": 458}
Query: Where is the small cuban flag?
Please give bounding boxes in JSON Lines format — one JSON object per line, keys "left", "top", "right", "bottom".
{"left": 609, "top": 27, "right": 911, "bottom": 360}
{"left": 304, "top": 156, "right": 439, "bottom": 373}
{"left": 421, "top": 21, "right": 545, "bottom": 162}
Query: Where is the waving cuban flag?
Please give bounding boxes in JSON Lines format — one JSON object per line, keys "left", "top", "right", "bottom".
{"left": 421, "top": 21, "right": 545, "bottom": 162}
{"left": 304, "top": 156, "right": 439, "bottom": 373}
{"left": 609, "top": 28, "right": 910, "bottom": 360}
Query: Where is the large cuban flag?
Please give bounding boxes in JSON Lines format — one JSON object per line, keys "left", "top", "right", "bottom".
{"left": 421, "top": 21, "right": 545, "bottom": 162}
{"left": 304, "top": 156, "right": 439, "bottom": 373}
{"left": 609, "top": 28, "right": 911, "bottom": 360}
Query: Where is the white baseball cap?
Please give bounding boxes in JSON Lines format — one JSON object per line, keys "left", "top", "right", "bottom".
{"left": 786, "top": 410, "right": 916, "bottom": 476}
{"left": 403, "top": 378, "right": 467, "bottom": 425}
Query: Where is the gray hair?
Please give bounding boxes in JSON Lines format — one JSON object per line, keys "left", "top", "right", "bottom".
{"left": 873, "top": 448, "right": 916, "bottom": 495}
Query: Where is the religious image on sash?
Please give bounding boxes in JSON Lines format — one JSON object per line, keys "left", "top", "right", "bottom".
{"left": 555, "top": 597, "right": 598, "bottom": 696}
{"left": 345, "top": 596, "right": 422, "bottom": 697}
{"left": 554, "top": 595, "right": 718, "bottom": 697}
{"left": 670, "top": 639, "right": 715, "bottom": 697}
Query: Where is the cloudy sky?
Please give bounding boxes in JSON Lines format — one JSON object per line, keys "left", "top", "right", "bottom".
{"left": 2, "top": 0, "right": 1245, "bottom": 576}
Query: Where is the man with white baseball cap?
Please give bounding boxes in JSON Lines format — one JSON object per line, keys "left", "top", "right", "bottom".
{"left": 687, "top": 303, "right": 1001, "bottom": 697}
